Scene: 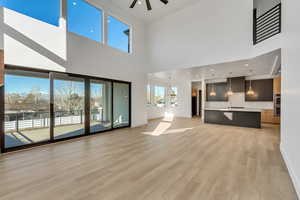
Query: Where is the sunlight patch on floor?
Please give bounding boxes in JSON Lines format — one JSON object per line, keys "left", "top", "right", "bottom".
{"left": 142, "top": 121, "right": 194, "bottom": 136}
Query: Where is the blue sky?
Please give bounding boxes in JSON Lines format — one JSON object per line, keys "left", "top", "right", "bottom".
{"left": 5, "top": 75, "right": 49, "bottom": 94}
{"left": 67, "top": 0, "right": 102, "bottom": 43}
{"left": 91, "top": 83, "right": 103, "bottom": 98}
{"left": 5, "top": 74, "right": 105, "bottom": 97}
{"left": 5, "top": 74, "right": 86, "bottom": 96}
{"left": 0, "top": 0, "right": 60, "bottom": 26}
{"left": 1, "top": 0, "right": 130, "bottom": 52}
{"left": 108, "top": 16, "right": 130, "bottom": 53}
{"left": 155, "top": 86, "right": 165, "bottom": 97}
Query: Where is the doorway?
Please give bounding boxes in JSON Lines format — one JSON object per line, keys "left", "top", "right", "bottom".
{"left": 192, "top": 96, "right": 197, "bottom": 116}
{"left": 199, "top": 90, "right": 202, "bottom": 118}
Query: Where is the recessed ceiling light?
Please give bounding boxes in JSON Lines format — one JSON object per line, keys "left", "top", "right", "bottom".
{"left": 138, "top": 0, "right": 142, "bottom": 5}
{"left": 245, "top": 64, "right": 249, "bottom": 67}
{"left": 90, "top": 29, "right": 94, "bottom": 33}
{"left": 72, "top": 2, "right": 77, "bottom": 6}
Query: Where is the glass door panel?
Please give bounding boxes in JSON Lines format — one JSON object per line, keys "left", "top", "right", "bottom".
{"left": 90, "top": 80, "right": 112, "bottom": 133}
{"left": 53, "top": 74, "right": 85, "bottom": 139}
{"left": 4, "top": 69, "right": 50, "bottom": 148}
{"left": 113, "top": 82, "right": 129, "bottom": 128}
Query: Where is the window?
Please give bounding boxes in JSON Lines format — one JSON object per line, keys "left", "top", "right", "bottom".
{"left": 4, "top": 69, "right": 50, "bottom": 148}
{"left": 108, "top": 16, "right": 131, "bottom": 53}
{"left": 147, "top": 85, "right": 151, "bottom": 105}
{"left": 53, "top": 74, "right": 85, "bottom": 140}
{"left": 90, "top": 80, "right": 112, "bottom": 133}
{"left": 0, "top": 0, "right": 60, "bottom": 26}
{"left": 170, "top": 87, "right": 178, "bottom": 107}
{"left": 67, "top": 0, "right": 103, "bottom": 42}
{"left": 3, "top": 66, "right": 131, "bottom": 152}
{"left": 113, "top": 82, "right": 130, "bottom": 128}
{"left": 154, "top": 86, "right": 165, "bottom": 107}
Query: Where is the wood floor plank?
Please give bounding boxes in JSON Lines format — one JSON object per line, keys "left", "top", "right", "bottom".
{"left": 0, "top": 118, "right": 297, "bottom": 200}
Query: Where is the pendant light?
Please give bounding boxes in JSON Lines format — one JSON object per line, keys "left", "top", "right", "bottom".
{"left": 210, "top": 83, "right": 216, "bottom": 96}
{"left": 209, "top": 73, "right": 216, "bottom": 96}
{"left": 227, "top": 72, "right": 234, "bottom": 96}
{"left": 247, "top": 70, "right": 255, "bottom": 96}
{"left": 247, "top": 80, "right": 255, "bottom": 96}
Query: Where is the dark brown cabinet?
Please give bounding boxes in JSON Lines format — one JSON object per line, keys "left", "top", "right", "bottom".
{"left": 206, "top": 82, "right": 228, "bottom": 102}
{"left": 245, "top": 79, "right": 273, "bottom": 101}
{"left": 227, "top": 77, "right": 245, "bottom": 93}
{"left": 205, "top": 110, "right": 261, "bottom": 128}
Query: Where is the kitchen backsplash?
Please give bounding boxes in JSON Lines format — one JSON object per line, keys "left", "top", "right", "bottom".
{"left": 206, "top": 93, "right": 274, "bottom": 109}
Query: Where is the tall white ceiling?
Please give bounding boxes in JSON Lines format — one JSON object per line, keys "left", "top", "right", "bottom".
{"left": 109, "top": 0, "right": 200, "bottom": 22}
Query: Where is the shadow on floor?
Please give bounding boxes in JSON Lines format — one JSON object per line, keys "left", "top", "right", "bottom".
{"left": 5, "top": 123, "right": 111, "bottom": 148}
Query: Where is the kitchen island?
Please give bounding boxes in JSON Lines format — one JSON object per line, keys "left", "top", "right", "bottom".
{"left": 204, "top": 108, "right": 262, "bottom": 128}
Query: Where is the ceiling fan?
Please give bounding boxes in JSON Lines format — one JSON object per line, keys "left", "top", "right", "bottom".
{"left": 130, "top": 0, "right": 169, "bottom": 11}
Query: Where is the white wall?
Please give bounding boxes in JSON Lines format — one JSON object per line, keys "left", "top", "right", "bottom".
{"left": 2, "top": 1, "right": 148, "bottom": 127}
{"left": 147, "top": 0, "right": 253, "bottom": 73}
{"left": 280, "top": 0, "right": 300, "bottom": 197}
{"left": 174, "top": 78, "right": 192, "bottom": 118}
{"left": 4, "top": 8, "right": 66, "bottom": 71}
{"left": 254, "top": 0, "right": 281, "bottom": 16}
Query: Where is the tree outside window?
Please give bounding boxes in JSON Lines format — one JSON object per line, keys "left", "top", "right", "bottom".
{"left": 154, "top": 86, "right": 165, "bottom": 107}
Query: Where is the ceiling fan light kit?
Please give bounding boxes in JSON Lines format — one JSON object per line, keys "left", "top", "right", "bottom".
{"left": 130, "top": 0, "right": 169, "bottom": 11}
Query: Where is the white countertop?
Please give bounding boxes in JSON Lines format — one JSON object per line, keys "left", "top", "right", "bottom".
{"left": 205, "top": 108, "right": 262, "bottom": 112}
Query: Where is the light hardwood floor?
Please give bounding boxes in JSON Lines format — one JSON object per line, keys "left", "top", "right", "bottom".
{"left": 0, "top": 118, "right": 297, "bottom": 200}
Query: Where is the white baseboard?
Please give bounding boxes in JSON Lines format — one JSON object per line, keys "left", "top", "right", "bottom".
{"left": 280, "top": 145, "right": 300, "bottom": 199}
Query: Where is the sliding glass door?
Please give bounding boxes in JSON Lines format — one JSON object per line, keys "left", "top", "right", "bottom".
{"left": 2, "top": 66, "right": 131, "bottom": 152}
{"left": 4, "top": 69, "right": 50, "bottom": 148}
{"left": 113, "top": 82, "right": 130, "bottom": 128}
{"left": 53, "top": 73, "right": 85, "bottom": 140}
{"left": 90, "top": 80, "right": 112, "bottom": 133}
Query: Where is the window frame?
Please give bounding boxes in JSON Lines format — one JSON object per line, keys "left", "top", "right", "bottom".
{"left": 147, "top": 85, "right": 152, "bottom": 105}
{"left": 65, "top": 0, "right": 133, "bottom": 53}
{"left": 66, "top": 0, "right": 105, "bottom": 43}
{"left": 154, "top": 86, "right": 166, "bottom": 107}
{"left": 105, "top": 13, "right": 132, "bottom": 54}
{"left": 0, "top": 64, "right": 131, "bottom": 153}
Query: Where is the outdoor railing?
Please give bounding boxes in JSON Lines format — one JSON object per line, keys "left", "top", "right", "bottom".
{"left": 253, "top": 3, "right": 281, "bottom": 45}
{"left": 5, "top": 110, "right": 104, "bottom": 132}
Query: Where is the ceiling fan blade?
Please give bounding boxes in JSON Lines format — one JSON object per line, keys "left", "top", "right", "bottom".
{"left": 130, "top": 0, "right": 138, "bottom": 8}
{"left": 160, "top": 0, "right": 168, "bottom": 4}
{"left": 145, "top": 0, "right": 152, "bottom": 10}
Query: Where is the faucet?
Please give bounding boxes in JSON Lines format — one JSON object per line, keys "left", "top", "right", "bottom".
{"left": 228, "top": 101, "right": 232, "bottom": 109}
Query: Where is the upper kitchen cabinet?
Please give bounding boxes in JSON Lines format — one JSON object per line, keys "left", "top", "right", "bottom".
{"left": 273, "top": 77, "right": 281, "bottom": 94}
{"left": 227, "top": 77, "right": 245, "bottom": 93}
{"left": 206, "top": 82, "right": 228, "bottom": 102}
{"left": 245, "top": 79, "right": 273, "bottom": 101}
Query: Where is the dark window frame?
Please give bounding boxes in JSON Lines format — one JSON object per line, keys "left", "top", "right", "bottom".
{"left": 0, "top": 64, "right": 131, "bottom": 153}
